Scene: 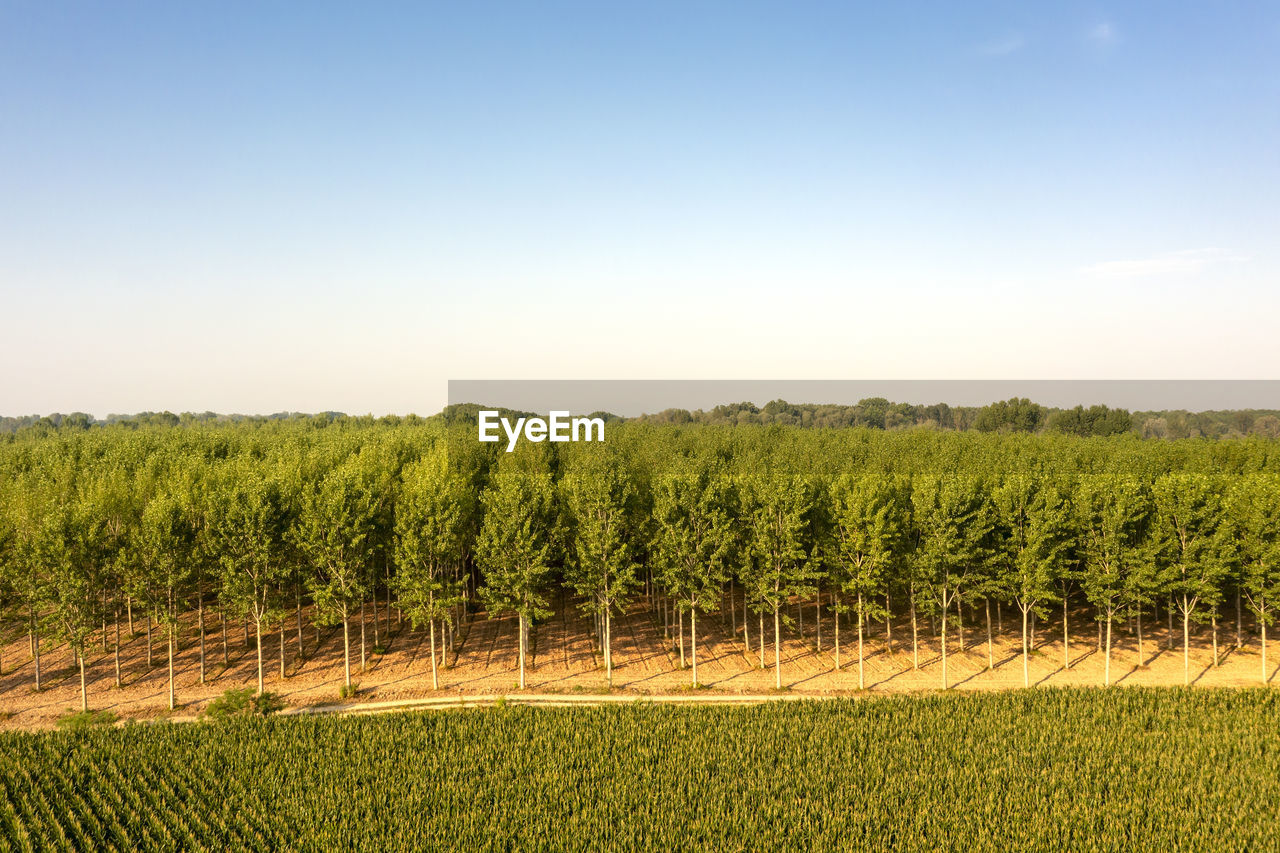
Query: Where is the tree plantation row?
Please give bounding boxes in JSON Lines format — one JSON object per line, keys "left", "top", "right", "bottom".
{"left": 1, "top": 420, "right": 1279, "bottom": 714}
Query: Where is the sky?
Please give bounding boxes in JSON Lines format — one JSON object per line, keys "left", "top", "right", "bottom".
{"left": 2, "top": 1, "right": 1278, "bottom": 416}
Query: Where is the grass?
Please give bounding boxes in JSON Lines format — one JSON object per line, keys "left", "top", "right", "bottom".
{"left": 202, "top": 688, "right": 284, "bottom": 720}
{"left": 55, "top": 709, "right": 118, "bottom": 730}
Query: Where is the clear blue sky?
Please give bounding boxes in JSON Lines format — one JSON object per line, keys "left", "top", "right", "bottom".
{"left": 3, "top": 2, "right": 1277, "bottom": 416}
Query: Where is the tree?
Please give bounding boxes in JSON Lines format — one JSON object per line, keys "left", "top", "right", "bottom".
{"left": 565, "top": 448, "right": 643, "bottom": 686}
{"left": 912, "top": 473, "right": 991, "bottom": 689}
{"left": 294, "top": 459, "right": 377, "bottom": 692}
{"left": 212, "top": 459, "right": 289, "bottom": 695}
{"left": 1077, "top": 476, "right": 1149, "bottom": 686}
{"left": 830, "top": 472, "right": 904, "bottom": 689}
{"left": 1231, "top": 474, "right": 1280, "bottom": 684}
{"left": 1152, "top": 473, "right": 1232, "bottom": 685}
{"left": 742, "top": 471, "right": 817, "bottom": 690}
{"left": 651, "top": 461, "right": 734, "bottom": 686}
{"left": 993, "top": 473, "right": 1070, "bottom": 687}
{"left": 393, "top": 449, "right": 467, "bottom": 690}
{"left": 38, "top": 492, "right": 100, "bottom": 712}
{"left": 137, "top": 476, "right": 197, "bottom": 710}
{"left": 477, "top": 463, "right": 557, "bottom": 690}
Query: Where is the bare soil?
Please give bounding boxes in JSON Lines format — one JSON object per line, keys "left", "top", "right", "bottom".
{"left": 1, "top": 591, "right": 1274, "bottom": 730}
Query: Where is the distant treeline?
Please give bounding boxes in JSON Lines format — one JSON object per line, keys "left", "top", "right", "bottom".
{"left": 7, "top": 398, "right": 1279, "bottom": 440}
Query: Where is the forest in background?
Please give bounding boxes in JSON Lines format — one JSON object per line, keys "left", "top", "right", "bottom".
{"left": 6, "top": 396, "right": 1280, "bottom": 439}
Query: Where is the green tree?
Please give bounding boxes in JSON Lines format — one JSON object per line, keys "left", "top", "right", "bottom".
{"left": 393, "top": 449, "right": 467, "bottom": 690}
{"left": 476, "top": 464, "right": 557, "bottom": 690}
{"left": 1077, "top": 476, "right": 1150, "bottom": 686}
{"left": 1231, "top": 474, "right": 1280, "bottom": 684}
{"left": 212, "top": 459, "right": 289, "bottom": 695}
{"left": 564, "top": 449, "right": 643, "bottom": 686}
{"left": 993, "top": 473, "right": 1071, "bottom": 687}
{"left": 294, "top": 459, "right": 377, "bottom": 692}
{"left": 830, "top": 472, "right": 904, "bottom": 688}
{"left": 1152, "top": 473, "right": 1232, "bottom": 685}
{"left": 651, "top": 461, "right": 735, "bottom": 686}
{"left": 912, "top": 473, "right": 991, "bottom": 689}
{"left": 742, "top": 471, "right": 816, "bottom": 690}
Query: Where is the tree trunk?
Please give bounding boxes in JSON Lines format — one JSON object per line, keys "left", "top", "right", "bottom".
{"left": 940, "top": 589, "right": 949, "bottom": 689}
{"left": 127, "top": 597, "right": 134, "bottom": 636}
{"left": 79, "top": 652, "right": 87, "bottom": 713}
{"left": 1021, "top": 605, "right": 1030, "bottom": 688}
{"left": 279, "top": 619, "right": 286, "bottom": 678}
{"left": 296, "top": 588, "right": 304, "bottom": 660}
{"left": 910, "top": 593, "right": 919, "bottom": 670}
{"left": 606, "top": 605, "right": 614, "bottom": 686}
{"left": 372, "top": 589, "right": 380, "bottom": 650}
{"left": 759, "top": 610, "right": 765, "bottom": 669}
{"left": 1261, "top": 603, "right": 1268, "bottom": 685}
{"left": 1062, "top": 597, "right": 1070, "bottom": 669}
{"left": 221, "top": 612, "right": 228, "bottom": 668}
{"left": 1167, "top": 595, "right": 1174, "bottom": 650}
{"left": 834, "top": 597, "right": 841, "bottom": 670}
{"left": 32, "top": 622, "right": 41, "bottom": 691}
{"left": 518, "top": 612, "right": 526, "bottom": 689}
{"left": 1104, "top": 611, "right": 1112, "bottom": 687}
{"left": 1182, "top": 605, "right": 1190, "bottom": 686}
{"left": 678, "top": 608, "right": 685, "bottom": 669}
{"left": 342, "top": 617, "right": 352, "bottom": 690}
{"left": 984, "top": 598, "right": 993, "bottom": 671}
{"left": 168, "top": 625, "right": 176, "bottom": 710}
{"left": 690, "top": 605, "right": 697, "bottom": 686}
{"left": 773, "top": 604, "right": 782, "bottom": 690}
{"left": 255, "top": 620, "right": 264, "bottom": 695}
{"left": 198, "top": 593, "right": 206, "bottom": 685}
{"left": 815, "top": 591, "right": 821, "bottom": 652}
{"left": 114, "top": 608, "right": 121, "bottom": 688}
{"left": 1236, "top": 591, "right": 1243, "bottom": 648}
{"left": 430, "top": 619, "right": 438, "bottom": 690}
{"left": 957, "top": 600, "right": 965, "bottom": 652}
{"left": 1211, "top": 613, "right": 1219, "bottom": 667}
{"left": 1137, "top": 608, "right": 1144, "bottom": 667}
{"left": 360, "top": 601, "right": 367, "bottom": 671}
{"left": 146, "top": 613, "right": 153, "bottom": 668}
{"left": 885, "top": 593, "right": 892, "bottom": 654}
{"left": 997, "top": 600, "right": 1003, "bottom": 633}
{"left": 856, "top": 594, "right": 865, "bottom": 690}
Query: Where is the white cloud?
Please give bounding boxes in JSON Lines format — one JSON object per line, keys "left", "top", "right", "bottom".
{"left": 977, "top": 33, "right": 1025, "bottom": 56}
{"left": 1079, "top": 248, "right": 1247, "bottom": 279}
{"left": 1088, "top": 21, "right": 1118, "bottom": 47}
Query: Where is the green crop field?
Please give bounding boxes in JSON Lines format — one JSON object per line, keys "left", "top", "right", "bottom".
{"left": 1, "top": 688, "right": 1278, "bottom": 852}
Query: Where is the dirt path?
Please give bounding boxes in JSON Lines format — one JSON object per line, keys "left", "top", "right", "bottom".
{"left": 1, "top": 592, "right": 1276, "bottom": 730}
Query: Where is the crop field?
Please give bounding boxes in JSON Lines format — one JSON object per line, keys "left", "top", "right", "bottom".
{"left": 1, "top": 688, "right": 1278, "bottom": 851}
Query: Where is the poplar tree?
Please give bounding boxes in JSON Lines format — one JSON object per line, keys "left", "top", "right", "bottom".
{"left": 912, "top": 473, "right": 991, "bottom": 689}
{"left": 294, "top": 459, "right": 377, "bottom": 693}
{"left": 1152, "top": 473, "right": 1232, "bottom": 685}
{"left": 213, "top": 459, "right": 288, "bottom": 695}
{"left": 651, "top": 461, "right": 734, "bottom": 686}
{"left": 1077, "top": 476, "right": 1149, "bottom": 686}
{"left": 393, "top": 449, "right": 467, "bottom": 690}
{"left": 830, "top": 472, "right": 904, "bottom": 688}
{"left": 564, "top": 448, "right": 642, "bottom": 686}
{"left": 1231, "top": 473, "right": 1280, "bottom": 684}
{"left": 993, "top": 473, "right": 1070, "bottom": 687}
{"left": 477, "top": 463, "right": 557, "bottom": 690}
{"left": 742, "top": 471, "right": 816, "bottom": 690}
